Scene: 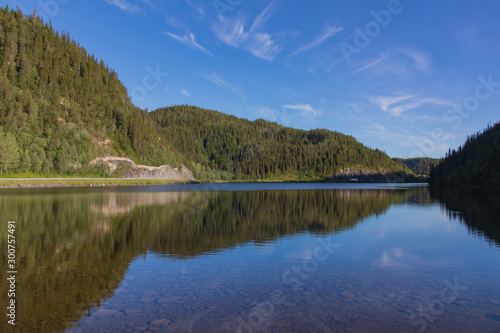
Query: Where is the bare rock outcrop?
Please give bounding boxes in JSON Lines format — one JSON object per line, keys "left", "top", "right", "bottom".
{"left": 90, "top": 157, "right": 195, "bottom": 180}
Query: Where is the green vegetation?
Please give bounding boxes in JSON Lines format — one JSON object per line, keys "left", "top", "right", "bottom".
{"left": 151, "top": 105, "right": 411, "bottom": 180}
{"left": 0, "top": 6, "right": 413, "bottom": 182}
{"left": 429, "top": 121, "right": 500, "bottom": 188}
{"left": 0, "top": 178, "right": 197, "bottom": 188}
{"left": 393, "top": 157, "right": 440, "bottom": 177}
{"left": 0, "top": 127, "right": 19, "bottom": 174}
{"left": 0, "top": 6, "right": 180, "bottom": 176}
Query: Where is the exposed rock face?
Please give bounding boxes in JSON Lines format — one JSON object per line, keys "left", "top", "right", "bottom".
{"left": 123, "top": 164, "right": 195, "bottom": 180}
{"left": 327, "top": 168, "right": 405, "bottom": 182}
{"left": 90, "top": 157, "right": 196, "bottom": 180}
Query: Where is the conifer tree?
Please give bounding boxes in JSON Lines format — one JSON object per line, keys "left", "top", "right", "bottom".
{"left": 0, "top": 128, "right": 19, "bottom": 174}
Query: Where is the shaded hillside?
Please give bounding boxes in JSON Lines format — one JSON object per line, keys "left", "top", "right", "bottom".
{"left": 429, "top": 121, "right": 500, "bottom": 188}
{"left": 393, "top": 157, "right": 440, "bottom": 176}
{"left": 151, "top": 105, "right": 411, "bottom": 180}
{"left": 0, "top": 6, "right": 180, "bottom": 175}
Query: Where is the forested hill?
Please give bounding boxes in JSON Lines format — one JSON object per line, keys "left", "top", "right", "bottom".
{"left": 150, "top": 105, "right": 411, "bottom": 180}
{"left": 429, "top": 121, "right": 500, "bottom": 188}
{"left": 0, "top": 6, "right": 179, "bottom": 175}
{"left": 0, "top": 6, "right": 412, "bottom": 181}
{"left": 393, "top": 157, "right": 440, "bottom": 177}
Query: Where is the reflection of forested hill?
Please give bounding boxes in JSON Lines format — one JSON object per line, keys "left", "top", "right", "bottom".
{"left": 430, "top": 187, "right": 500, "bottom": 246}
{"left": 145, "top": 189, "right": 411, "bottom": 257}
{"left": 0, "top": 190, "right": 189, "bottom": 332}
{"left": 0, "top": 187, "right": 415, "bottom": 332}
{"left": 403, "top": 185, "right": 433, "bottom": 205}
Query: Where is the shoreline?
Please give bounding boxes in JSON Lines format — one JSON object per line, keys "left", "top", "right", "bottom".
{"left": 0, "top": 178, "right": 200, "bottom": 189}
{"left": 0, "top": 177, "right": 427, "bottom": 189}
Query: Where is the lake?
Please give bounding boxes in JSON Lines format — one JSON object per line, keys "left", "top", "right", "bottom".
{"left": 1, "top": 183, "right": 499, "bottom": 332}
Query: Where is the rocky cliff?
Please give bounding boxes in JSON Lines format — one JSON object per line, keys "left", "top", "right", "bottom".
{"left": 90, "top": 157, "right": 195, "bottom": 180}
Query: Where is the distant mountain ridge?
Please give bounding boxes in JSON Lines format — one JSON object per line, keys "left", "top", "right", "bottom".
{"left": 393, "top": 157, "right": 440, "bottom": 177}
{"left": 150, "top": 105, "right": 412, "bottom": 180}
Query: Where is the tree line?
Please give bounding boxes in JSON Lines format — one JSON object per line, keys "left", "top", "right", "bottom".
{"left": 151, "top": 105, "right": 411, "bottom": 180}
{"left": 429, "top": 121, "right": 500, "bottom": 188}
{"left": 392, "top": 157, "right": 440, "bottom": 177}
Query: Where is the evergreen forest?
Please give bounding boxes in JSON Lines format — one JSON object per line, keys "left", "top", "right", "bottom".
{"left": 429, "top": 121, "right": 500, "bottom": 188}
{"left": 0, "top": 6, "right": 414, "bottom": 181}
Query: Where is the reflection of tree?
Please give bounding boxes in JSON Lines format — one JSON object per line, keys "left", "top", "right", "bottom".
{"left": 0, "top": 187, "right": 415, "bottom": 332}
{"left": 0, "top": 190, "right": 190, "bottom": 332}
{"left": 430, "top": 187, "right": 500, "bottom": 247}
{"left": 145, "top": 189, "right": 412, "bottom": 257}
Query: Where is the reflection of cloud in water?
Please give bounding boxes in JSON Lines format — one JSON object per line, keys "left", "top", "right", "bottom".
{"left": 374, "top": 245, "right": 461, "bottom": 271}
{"left": 377, "top": 248, "right": 405, "bottom": 268}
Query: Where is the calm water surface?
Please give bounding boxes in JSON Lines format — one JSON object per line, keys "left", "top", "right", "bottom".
{"left": 0, "top": 183, "right": 499, "bottom": 332}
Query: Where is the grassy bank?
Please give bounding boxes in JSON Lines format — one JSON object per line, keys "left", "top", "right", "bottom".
{"left": 0, "top": 170, "right": 426, "bottom": 188}
{"left": 0, "top": 178, "right": 199, "bottom": 188}
{"left": 0, "top": 177, "right": 426, "bottom": 189}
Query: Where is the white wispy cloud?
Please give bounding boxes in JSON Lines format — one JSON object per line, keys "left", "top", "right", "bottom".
{"left": 282, "top": 104, "right": 321, "bottom": 120}
{"left": 211, "top": 2, "right": 282, "bottom": 61}
{"left": 105, "top": 0, "right": 142, "bottom": 14}
{"left": 350, "top": 49, "right": 432, "bottom": 76}
{"left": 205, "top": 72, "right": 246, "bottom": 99}
{"left": 371, "top": 94, "right": 452, "bottom": 116}
{"left": 164, "top": 32, "right": 212, "bottom": 55}
{"left": 398, "top": 49, "right": 432, "bottom": 73}
{"left": 352, "top": 52, "right": 392, "bottom": 75}
{"left": 250, "top": 0, "right": 278, "bottom": 32}
{"left": 291, "top": 26, "right": 343, "bottom": 56}
{"left": 391, "top": 99, "right": 450, "bottom": 117}
{"left": 186, "top": 0, "right": 204, "bottom": 16}
{"left": 247, "top": 32, "right": 281, "bottom": 61}
{"left": 180, "top": 89, "right": 190, "bottom": 96}
{"left": 212, "top": 17, "right": 247, "bottom": 46}
{"left": 372, "top": 94, "right": 417, "bottom": 115}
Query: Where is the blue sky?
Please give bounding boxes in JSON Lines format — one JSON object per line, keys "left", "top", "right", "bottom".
{"left": 7, "top": 0, "right": 500, "bottom": 158}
